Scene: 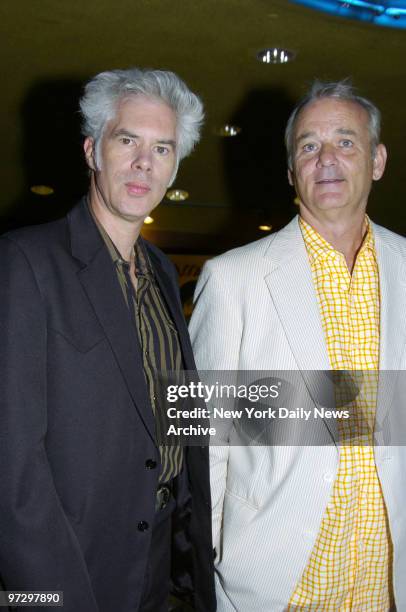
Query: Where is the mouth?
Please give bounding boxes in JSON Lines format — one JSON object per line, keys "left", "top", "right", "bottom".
{"left": 315, "top": 178, "right": 345, "bottom": 185}
{"left": 125, "top": 182, "right": 151, "bottom": 195}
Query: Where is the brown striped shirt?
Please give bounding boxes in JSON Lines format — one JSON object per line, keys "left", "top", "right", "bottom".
{"left": 94, "top": 217, "right": 184, "bottom": 484}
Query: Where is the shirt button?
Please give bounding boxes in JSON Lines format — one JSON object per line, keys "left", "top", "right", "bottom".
{"left": 138, "top": 521, "right": 149, "bottom": 532}
{"left": 145, "top": 459, "right": 157, "bottom": 469}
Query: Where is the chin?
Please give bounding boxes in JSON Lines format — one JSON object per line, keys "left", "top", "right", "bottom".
{"left": 120, "top": 199, "right": 153, "bottom": 218}
{"left": 314, "top": 195, "right": 347, "bottom": 208}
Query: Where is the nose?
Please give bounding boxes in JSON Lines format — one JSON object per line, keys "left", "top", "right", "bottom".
{"left": 131, "top": 145, "right": 152, "bottom": 172}
{"left": 316, "top": 143, "right": 337, "bottom": 168}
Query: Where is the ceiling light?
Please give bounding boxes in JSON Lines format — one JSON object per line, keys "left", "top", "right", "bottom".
{"left": 166, "top": 189, "right": 189, "bottom": 201}
{"left": 144, "top": 216, "right": 154, "bottom": 224}
{"left": 30, "top": 185, "right": 54, "bottom": 196}
{"left": 257, "top": 48, "right": 295, "bottom": 64}
{"left": 259, "top": 224, "right": 273, "bottom": 232}
{"left": 215, "top": 125, "right": 241, "bottom": 137}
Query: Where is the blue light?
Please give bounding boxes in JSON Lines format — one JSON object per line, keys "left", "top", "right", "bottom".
{"left": 290, "top": 0, "right": 406, "bottom": 28}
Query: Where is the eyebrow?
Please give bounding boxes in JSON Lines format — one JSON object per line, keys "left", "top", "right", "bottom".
{"left": 296, "top": 127, "right": 358, "bottom": 144}
{"left": 112, "top": 129, "right": 176, "bottom": 148}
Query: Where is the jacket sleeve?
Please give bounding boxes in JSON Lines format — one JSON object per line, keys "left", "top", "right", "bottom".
{"left": 188, "top": 259, "right": 243, "bottom": 555}
{"left": 0, "top": 237, "right": 99, "bottom": 612}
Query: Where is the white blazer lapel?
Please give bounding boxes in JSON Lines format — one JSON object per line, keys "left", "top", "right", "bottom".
{"left": 264, "top": 216, "right": 330, "bottom": 371}
{"left": 264, "top": 217, "right": 338, "bottom": 444}
{"left": 374, "top": 224, "right": 406, "bottom": 443}
{"left": 375, "top": 225, "right": 406, "bottom": 371}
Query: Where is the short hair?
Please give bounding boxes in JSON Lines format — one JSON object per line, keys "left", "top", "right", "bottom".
{"left": 79, "top": 67, "right": 204, "bottom": 181}
{"left": 285, "top": 79, "right": 381, "bottom": 169}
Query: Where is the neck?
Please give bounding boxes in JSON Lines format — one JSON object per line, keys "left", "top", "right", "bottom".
{"left": 88, "top": 182, "right": 142, "bottom": 261}
{"left": 300, "top": 207, "right": 367, "bottom": 273}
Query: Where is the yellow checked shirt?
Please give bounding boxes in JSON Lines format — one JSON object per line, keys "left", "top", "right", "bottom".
{"left": 288, "top": 218, "right": 393, "bottom": 611}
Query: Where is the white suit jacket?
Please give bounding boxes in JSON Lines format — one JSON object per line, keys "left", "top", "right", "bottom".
{"left": 189, "top": 216, "right": 406, "bottom": 612}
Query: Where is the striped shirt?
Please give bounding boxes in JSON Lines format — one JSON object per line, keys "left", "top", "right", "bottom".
{"left": 288, "top": 217, "right": 393, "bottom": 610}
{"left": 95, "top": 218, "right": 183, "bottom": 484}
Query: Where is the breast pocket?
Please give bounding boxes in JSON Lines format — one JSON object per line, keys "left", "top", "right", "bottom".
{"left": 50, "top": 327, "right": 105, "bottom": 353}
{"left": 47, "top": 295, "right": 106, "bottom": 353}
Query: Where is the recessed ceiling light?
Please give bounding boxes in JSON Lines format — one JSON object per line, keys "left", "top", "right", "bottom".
{"left": 166, "top": 189, "right": 189, "bottom": 201}
{"left": 144, "top": 216, "right": 154, "bottom": 224}
{"left": 259, "top": 224, "right": 273, "bottom": 232}
{"left": 257, "top": 48, "right": 295, "bottom": 64}
{"left": 30, "top": 185, "right": 54, "bottom": 196}
{"left": 215, "top": 125, "right": 241, "bottom": 137}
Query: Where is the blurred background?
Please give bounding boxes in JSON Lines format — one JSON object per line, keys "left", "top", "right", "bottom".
{"left": 2, "top": 0, "right": 405, "bottom": 300}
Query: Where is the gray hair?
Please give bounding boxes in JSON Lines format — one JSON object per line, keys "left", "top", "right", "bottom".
{"left": 285, "top": 79, "right": 381, "bottom": 169}
{"left": 79, "top": 67, "right": 204, "bottom": 182}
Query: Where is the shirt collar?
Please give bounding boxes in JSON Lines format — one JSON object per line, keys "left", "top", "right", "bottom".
{"left": 299, "top": 215, "right": 376, "bottom": 263}
{"left": 88, "top": 199, "right": 153, "bottom": 277}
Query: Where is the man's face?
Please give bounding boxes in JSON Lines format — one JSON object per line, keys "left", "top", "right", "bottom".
{"left": 288, "top": 98, "right": 387, "bottom": 221}
{"left": 84, "top": 95, "right": 177, "bottom": 225}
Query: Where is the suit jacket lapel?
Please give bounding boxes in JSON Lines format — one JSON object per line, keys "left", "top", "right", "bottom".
{"left": 375, "top": 224, "right": 406, "bottom": 371}
{"left": 264, "top": 221, "right": 330, "bottom": 371}
{"left": 264, "top": 216, "right": 338, "bottom": 444}
{"left": 68, "top": 199, "right": 157, "bottom": 445}
{"left": 374, "top": 224, "right": 406, "bottom": 441}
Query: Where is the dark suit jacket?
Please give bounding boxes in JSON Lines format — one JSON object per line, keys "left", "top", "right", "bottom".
{"left": 0, "top": 199, "right": 216, "bottom": 612}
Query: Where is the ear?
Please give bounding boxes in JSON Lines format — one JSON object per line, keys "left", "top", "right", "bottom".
{"left": 288, "top": 167, "right": 294, "bottom": 187}
{"left": 83, "top": 137, "right": 97, "bottom": 171}
{"left": 372, "top": 143, "right": 387, "bottom": 181}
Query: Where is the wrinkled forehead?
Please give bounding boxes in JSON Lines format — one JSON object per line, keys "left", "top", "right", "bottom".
{"left": 294, "top": 97, "right": 370, "bottom": 137}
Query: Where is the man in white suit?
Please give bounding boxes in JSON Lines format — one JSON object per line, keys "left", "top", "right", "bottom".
{"left": 189, "top": 81, "right": 406, "bottom": 611}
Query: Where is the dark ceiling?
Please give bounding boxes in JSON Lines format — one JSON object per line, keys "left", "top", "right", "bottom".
{"left": 2, "top": 0, "right": 406, "bottom": 253}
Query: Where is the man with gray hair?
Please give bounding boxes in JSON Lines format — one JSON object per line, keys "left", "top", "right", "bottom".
{"left": 0, "top": 68, "right": 215, "bottom": 612}
{"left": 190, "top": 80, "right": 406, "bottom": 610}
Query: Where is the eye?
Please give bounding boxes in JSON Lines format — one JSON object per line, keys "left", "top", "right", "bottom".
{"left": 119, "top": 136, "right": 134, "bottom": 145}
{"left": 303, "top": 143, "right": 317, "bottom": 153}
{"left": 340, "top": 139, "right": 353, "bottom": 148}
{"left": 154, "top": 145, "right": 171, "bottom": 156}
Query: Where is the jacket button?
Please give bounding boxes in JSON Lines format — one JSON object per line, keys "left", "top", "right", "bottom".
{"left": 138, "top": 521, "right": 149, "bottom": 532}
{"left": 145, "top": 459, "right": 157, "bottom": 469}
